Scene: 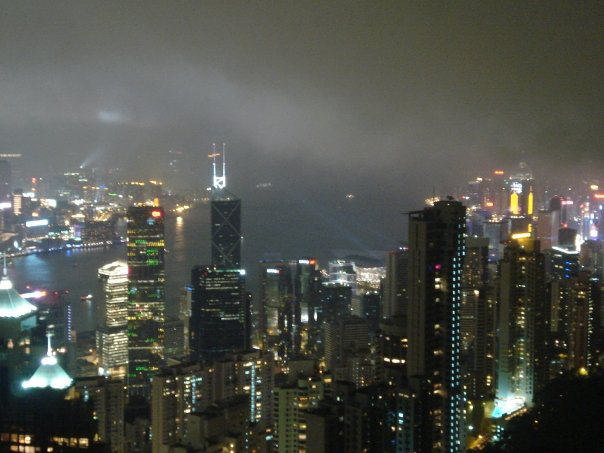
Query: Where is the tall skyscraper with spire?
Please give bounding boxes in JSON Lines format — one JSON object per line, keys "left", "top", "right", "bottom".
{"left": 190, "top": 145, "right": 248, "bottom": 361}
{"left": 210, "top": 143, "right": 242, "bottom": 268}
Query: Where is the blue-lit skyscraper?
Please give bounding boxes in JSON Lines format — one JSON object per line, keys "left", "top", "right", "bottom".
{"left": 407, "top": 199, "right": 466, "bottom": 453}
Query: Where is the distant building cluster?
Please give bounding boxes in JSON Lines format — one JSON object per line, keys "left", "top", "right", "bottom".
{"left": 1, "top": 159, "right": 603, "bottom": 452}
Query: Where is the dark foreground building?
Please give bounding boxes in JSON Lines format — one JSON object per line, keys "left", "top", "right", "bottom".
{"left": 0, "top": 388, "right": 107, "bottom": 452}
{"left": 407, "top": 199, "right": 466, "bottom": 453}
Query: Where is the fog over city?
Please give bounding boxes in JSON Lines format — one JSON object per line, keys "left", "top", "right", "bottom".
{"left": 1, "top": 1, "right": 603, "bottom": 257}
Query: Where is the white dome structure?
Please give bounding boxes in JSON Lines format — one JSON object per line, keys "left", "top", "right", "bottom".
{"left": 0, "top": 261, "right": 36, "bottom": 319}
{"left": 22, "top": 333, "right": 72, "bottom": 390}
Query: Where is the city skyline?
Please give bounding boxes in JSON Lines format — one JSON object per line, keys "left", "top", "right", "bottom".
{"left": 1, "top": 2, "right": 603, "bottom": 453}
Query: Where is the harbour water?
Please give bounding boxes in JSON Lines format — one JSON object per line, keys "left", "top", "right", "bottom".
{"left": 8, "top": 197, "right": 395, "bottom": 334}
{"left": 9, "top": 205, "right": 211, "bottom": 333}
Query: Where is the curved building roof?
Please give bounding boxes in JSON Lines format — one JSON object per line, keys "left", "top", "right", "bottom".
{"left": 22, "top": 355, "right": 73, "bottom": 390}
{"left": 22, "top": 335, "right": 73, "bottom": 390}
{"left": 0, "top": 275, "right": 37, "bottom": 318}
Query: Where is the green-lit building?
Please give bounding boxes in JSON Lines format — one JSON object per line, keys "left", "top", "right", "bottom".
{"left": 126, "top": 206, "right": 165, "bottom": 397}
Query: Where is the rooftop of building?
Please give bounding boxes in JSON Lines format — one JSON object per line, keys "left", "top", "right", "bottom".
{"left": 0, "top": 270, "right": 37, "bottom": 319}
{"left": 22, "top": 334, "right": 72, "bottom": 391}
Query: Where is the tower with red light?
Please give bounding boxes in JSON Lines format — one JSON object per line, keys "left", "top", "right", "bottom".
{"left": 126, "top": 205, "right": 165, "bottom": 397}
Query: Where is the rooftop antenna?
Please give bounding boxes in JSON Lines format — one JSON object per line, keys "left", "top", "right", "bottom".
{"left": 46, "top": 331, "right": 53, "bottom": 356}
{"left": 211, "top": 142, "right": 226, "bottom": 189}
{"left": 222, "top": 143, "right": 226, "bottom": 189}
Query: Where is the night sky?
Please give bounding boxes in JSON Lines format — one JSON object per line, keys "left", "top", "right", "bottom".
{"left": 1, "top": 1, "right": 603, "bottom": 258}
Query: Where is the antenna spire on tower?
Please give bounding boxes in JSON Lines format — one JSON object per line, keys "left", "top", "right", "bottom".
{"left": 210, "top": 142, "right": 227, "bottom": 189}
{"left": 222, "top": 143, "right": 226, "bottom": 189}
{"left": 47, "top": 331, "right": 53, "bottom": 356}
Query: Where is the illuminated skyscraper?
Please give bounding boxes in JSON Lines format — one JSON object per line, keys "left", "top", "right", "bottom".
{"left": 406, "top": 199, "right": 466, "bottom": 453}
{"left": 566, "top": 271, "right": 595, "bottom": 370}
{"left": 211, "top": 190, "right": 242, "bottom": 268}
{"left": 11, "top": 190, "right": 22, "bottom": 216}
{"left": 328, "top": 260, "right": 357, "bottom": 291}
{"left": 96, "top": 260, "right": 128, "bottom": 377}
{"left": 210, "top": 144, "right": 241, "bottom": 268}
{"left": 259, "top": 261, "right": 295, "bottom": 359}
{"left": 190, "top": 146, "right": 249, "bottom": 360}
{"left": 461, "top": 238, "right": 495, "bottom": 402}
{"left": 496, "top": 238, "right": 547, "bottom": 412}
{"left": 259, "top": 259, "right": 320, "bottom": 358}
{"left": 126, "top": 206, "right": 165, "bottom": 396}
{"left": 189, "top": 265, "right": 249, "bottom": 360}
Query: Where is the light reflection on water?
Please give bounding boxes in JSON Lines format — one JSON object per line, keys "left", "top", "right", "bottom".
{"left": 9, "top": 205, "right": 211, "bottom": 333}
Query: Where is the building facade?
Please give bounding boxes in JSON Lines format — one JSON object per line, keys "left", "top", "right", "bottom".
{"left": 211, "top": 189, "right": 242, "bottom": 269}
{"left": 96, "top": 260, "right": 128, "bottom": 377}
{"left": 190, "top": 265, "right": 249, "bottom": 360}
{"left": 126, "top": 206, "right": 166, "bottom": 396}
{"left": 406, "top": 199, "right": 466, "bottom": 453}
{"left": 496, "top": 238, "right": 547, "bottom": 412}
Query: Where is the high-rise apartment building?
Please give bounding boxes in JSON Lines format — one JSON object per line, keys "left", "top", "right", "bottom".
{"left": 189, "top": 265, "right": 249, "bottom": 360}
{"left": 306, "top": 383, "right": 415, "bottom": 453}
{"left": 382, "top": 248, "right": 409, "bottom": 319}
{"left": 151, "top": 351, "right": 273, "bottom": 452}
{"left": 96, "top": 260, "right": 128, "bottom": 377}
{"left": 548, "top": 246, "right": 580, "bottom": 280}
{"left": 461, "top": 237, "right": 495, "bottom": 401}
{"left": 73, "top": 377, "right": 126, "bottom": 453}
{"left": 376, "top": 316, "right": 408, "bottom": 387}
{"left": 324, "top": 316, "right": 370, "bottom": 371}
{"left": 273, "top": 377, "right": 326, "bottom": 453}
{"left": 567, "top": 271, "right": 595, "bottom": 370}
{"left": 406, "top": 199, "right": 466, "bottom": 453}
{"left": 496, "top": 238, "right": 547, "bottom": 412}
{"left": 318, "top": 281, "right": 352, "bottom": 323}
{"left": 126, "top": 206, "right": 165, "bottom": 396}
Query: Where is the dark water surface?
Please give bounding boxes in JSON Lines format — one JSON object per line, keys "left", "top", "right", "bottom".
{"left": 9, "top": 197, "right": 394, "bottom": 333}
{"left": 10, "top": 206, "right": 211, "bottom": 332}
